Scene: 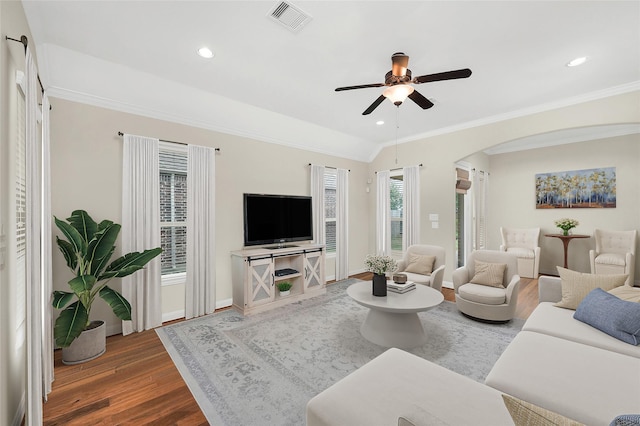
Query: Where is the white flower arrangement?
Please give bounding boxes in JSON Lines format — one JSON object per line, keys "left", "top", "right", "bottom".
{"left": 554, "top": 218, "right": 579, "bottom": 233}
{"left": 364, "top": 254, "right": 397, "bottom": 276}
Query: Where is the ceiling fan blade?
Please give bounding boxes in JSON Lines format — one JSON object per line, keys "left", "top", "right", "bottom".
{"left": 335, "top": 83, "right": 385, "bottom": 92}
{"left": 362, "top": 95, "right": 386, "bottom": 115}
{"left": 408, "top": 90, "right": 434, "bottom": 110}
{"left": 413, "top": 68, "right": 472, "bottom": 84}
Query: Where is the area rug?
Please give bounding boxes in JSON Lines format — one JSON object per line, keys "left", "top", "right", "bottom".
{"left": 156, "top": 279, "right": 524, "bottom": 425}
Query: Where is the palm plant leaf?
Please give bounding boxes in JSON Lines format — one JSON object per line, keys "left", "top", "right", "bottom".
{"left": 54, "top": 216, "right": 87, "bottom": 256}
{"left": 53, "top": 301, "right": 89, "bottom": 347}
{"left": 87, "top": 223, "right": 121, "bottom": 276}
{"left": 102, "top": 248, "right": 162, "bottom": 279}
{"left": 69, "top": 275, "right": 97, "bottom": 295}
{"left": 56, "top": 236, "right": 78, "bottom": 271}
{"left": 92, "top": 246, "right": 115, "bottom": 279}
{"left": 99, "top": 286, "right": 132, "bottom": 320}
{"left": 52, "top": 290, "right": 75, "bottom": 309}
{"left": 67, "top": 210, "right": 98, "bottom": 242}
{"left": 97, "top": 219, "right": 114, "bottom": 231}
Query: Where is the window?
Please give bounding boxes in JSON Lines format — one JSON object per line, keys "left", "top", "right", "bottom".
{"left": 15, "top": 83, "right": 26, "bottom": 343}
{"left": 390, "top": 172, "right": 404, "bottom": 252}
{"left": 324, "top": 170, "right": 337, "bottom": 254}
{"left": 159, "top": 144, "right": 187, "bottom": 280}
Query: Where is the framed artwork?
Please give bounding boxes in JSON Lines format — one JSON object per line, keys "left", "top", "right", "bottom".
{"left": 535, "top": 167, "right": 616, "bottom": 209}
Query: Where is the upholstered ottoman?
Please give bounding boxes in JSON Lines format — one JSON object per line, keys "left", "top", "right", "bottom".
{"left": 306, "top": 348, "right": 514, "bottom": 426}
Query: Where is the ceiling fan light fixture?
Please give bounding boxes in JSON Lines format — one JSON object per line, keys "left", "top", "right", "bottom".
{"left": 383, "top": 84, "right": 414, "bottom": 105}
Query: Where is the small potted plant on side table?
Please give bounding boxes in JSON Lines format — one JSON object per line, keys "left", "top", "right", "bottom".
{"left": 277, "top": 281, "right": 292, "bottom": 296}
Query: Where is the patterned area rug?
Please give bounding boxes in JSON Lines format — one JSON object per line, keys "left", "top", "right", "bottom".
{"left": 156, "top": 279, "right": 524, "bottom": 425}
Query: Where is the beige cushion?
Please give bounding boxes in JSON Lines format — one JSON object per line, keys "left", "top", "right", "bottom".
{"left": 595, "top": 252, "right": 627, "bottom": 266}
{"left": 506, "top": 247, "right": 535, "bottom": 259}
{"left": 609, "top": 285, "right": 640, "bottom": 303}
{"left": 404, "top": 254, "right": 435, "bottom": 275}
{"left": 502, "top": 394, "right": 584, "bottom": 426}
{"left": 458, "top": 283, "right": 506, "bottom": 305}
{"left": 554, "top": 267, "right": 627, "bottom": 310}
{"left": 470, "top": 260, "right": 507, "bottom": 288}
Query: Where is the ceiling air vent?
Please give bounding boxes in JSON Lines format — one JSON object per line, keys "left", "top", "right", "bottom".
{"left": 267, "top": 1, "right": 312, "bottom": 33}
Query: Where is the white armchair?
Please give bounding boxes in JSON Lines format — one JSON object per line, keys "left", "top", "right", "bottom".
{"left": 589, "top": 229, "right": 637, "bottom": 286}
{"left": 499, "top": 227, "right": 541, "bottom": 279}
{"left": 453, "top": 250, "right": 520, "bottom": 322}
{"left": 395, "top": 245, "right": 445, "bottom": 292}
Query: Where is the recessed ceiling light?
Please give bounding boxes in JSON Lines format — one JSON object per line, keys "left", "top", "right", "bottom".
{"left": 376, "top": 120, "right": 384, "bottom": 126}
{"left": 198, "top": 47, "right": 214, "bottom": 59}
{"left": 567, "top": 56, "right": 588, "bottom": 67}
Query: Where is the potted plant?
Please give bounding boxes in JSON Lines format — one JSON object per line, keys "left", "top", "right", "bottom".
{"left": 364, "top": 254, "right": 397, "bottom": 297}
{"left": 277, "top": 281, "right": 293, "bottom": 296}
{"left": 555, "top": 218, "right": 579, "bottom": 236}
{"left": 52, "top": 210, "right": 161, "bottom": 364}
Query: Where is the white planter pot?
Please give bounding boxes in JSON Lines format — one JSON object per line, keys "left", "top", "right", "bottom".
{"left": 61, "top": 320, "right": 106, "bottom": 365}
{"left": 279, "top": 290, "right": 291, "bottom": 297}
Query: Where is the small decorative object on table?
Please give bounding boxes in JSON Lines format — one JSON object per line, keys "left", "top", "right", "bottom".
{"left": 392, "top": 273, "right": 407, "bottom": 284}
{"left": 554, "top": 218, "right": 579, "bottom": 236}
{"left": 364, "top": 254, "right": 397, "bottom": 297}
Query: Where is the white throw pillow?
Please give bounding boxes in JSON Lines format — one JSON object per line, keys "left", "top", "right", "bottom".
{"left": 404, "top": 254, "right": 435, "bottom": 275}
{"left": 554, "top": 267, "right": 627, "bottom": 310}
{"left": 470, "top": 260, "right": 507, "bottom": 288}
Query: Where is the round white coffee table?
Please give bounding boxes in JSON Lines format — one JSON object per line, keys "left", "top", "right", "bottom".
{"left": 347, "top": 280, "right": 444, "bottom": 349}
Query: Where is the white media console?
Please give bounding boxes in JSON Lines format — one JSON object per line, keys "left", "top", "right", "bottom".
{"left": 230, "top": 244, "right": 326, "bottom": 315}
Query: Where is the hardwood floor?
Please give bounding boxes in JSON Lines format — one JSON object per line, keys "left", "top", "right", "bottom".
{"left": 43, "top": 273, "right": 539, "bottom": 424}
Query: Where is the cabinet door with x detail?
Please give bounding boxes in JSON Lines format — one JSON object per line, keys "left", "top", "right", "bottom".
{"left": 247, "top": 257, "right": 274, "bottom": 307}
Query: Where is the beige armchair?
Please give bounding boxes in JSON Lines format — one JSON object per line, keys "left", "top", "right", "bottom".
{"left": 453, "top": 250, "right": 520, "bottom": 322}
{"left": 395, "top": 245, "right": 445, "bottom": 292}
{"left": 589, "top": 229, "right": 637, "bottom": 286}
{"left": 499, "top": 227, "right": 540, "bottom": 279}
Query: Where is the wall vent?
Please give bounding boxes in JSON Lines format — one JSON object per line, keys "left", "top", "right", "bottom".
{"left": 267, "top": 1, "right": 312, "bottom": 33}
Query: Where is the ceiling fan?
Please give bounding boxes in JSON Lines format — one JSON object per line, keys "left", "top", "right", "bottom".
{"left": 335, "top": 52, "right": 472, "bottom": 115}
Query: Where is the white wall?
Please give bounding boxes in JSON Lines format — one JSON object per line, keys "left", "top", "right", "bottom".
{"left": 486, "top": 135, "right": 640, "bottom": 279}
{"left": 0, "top": 1, "right": 34, "bottom": 423}
{"left": 49, "top": 98, "right": 370, "bottom": 335}
{"left": 370, "top": 91, "right": 640, "bottom": 283}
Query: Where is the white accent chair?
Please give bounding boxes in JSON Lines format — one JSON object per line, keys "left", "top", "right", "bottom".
{"left": 453, "top": 250, "right": 520, "bottom": 322}
{"left": 589, "top": 229, "right": 637, "bottom": 286}
{"left": 395, "top": 245, "right": 445, "bottom": 292}
{"left": 499, "top": 227, "right": 540, "bottom": 279}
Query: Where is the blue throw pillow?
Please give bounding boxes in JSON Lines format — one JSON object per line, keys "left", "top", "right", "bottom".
{"left": 610, "top": 414, "right": 640, "bottom": 426}
{"left": 574, "top": 288, "right": 640, "bottom": 345}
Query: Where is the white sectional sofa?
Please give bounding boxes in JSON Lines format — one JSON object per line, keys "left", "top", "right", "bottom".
{"left": 306, "top": 275, "right": 640, "bottom": 425}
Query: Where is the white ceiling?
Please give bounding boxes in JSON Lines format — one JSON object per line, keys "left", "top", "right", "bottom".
{"left": 21, "top": 1, "right": 640, "bottom": 161}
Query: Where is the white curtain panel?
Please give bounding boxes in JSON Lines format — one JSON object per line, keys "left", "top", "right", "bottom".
{"left": 186, "top": 145, "right": 216, "bottom": 319}
{"left": 121, "top": 134, "right": 161, "bottom": 335}
{"left": 403, "top": 165, "right": 420, "bottom": 250}
{"left": 376, "top": 170, "right": 391, "bottom": 256}
{"left": 336, "top": 168, "right": 349, "bottom": 280}
{"left": 25, "top": 46, "right": 43, "bottom": 425}
{"left": 310, "top": 164, "right": 325, "bottom": 245}
{"left": 41, "top": 93, "right": 54, "bottom": 400}
{"left": 472, "top": 169, "right": 489, "bottom": 250}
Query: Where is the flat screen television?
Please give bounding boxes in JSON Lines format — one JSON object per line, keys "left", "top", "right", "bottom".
{"left": 243, "top": 193, "right": 313, "bottom": 247}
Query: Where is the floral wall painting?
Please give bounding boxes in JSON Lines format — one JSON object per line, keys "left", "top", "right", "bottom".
{"left": 535, "top": 167, "right": 616, "bottom": 209}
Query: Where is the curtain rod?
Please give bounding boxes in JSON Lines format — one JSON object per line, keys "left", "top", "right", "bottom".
{"left": 307, "top": 163, "right": 350, "bottom": 172}
{"left": 6, "top": 35, "right": 46, "bottom": 96}
{"left": 117, "top": 132, "right": 220, "bottom": 152}
{"left": 375, "top": 163, "right": 423, "bottom": 174}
